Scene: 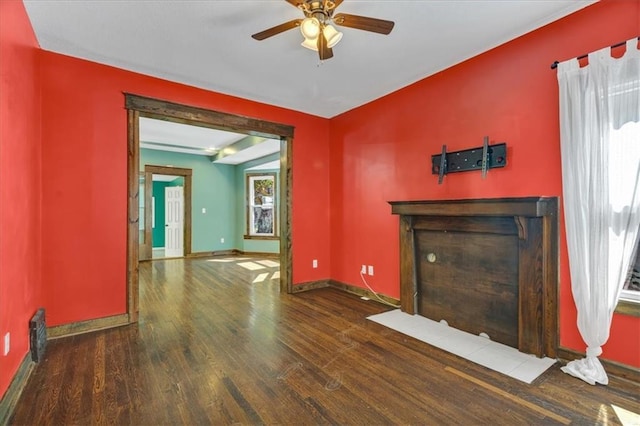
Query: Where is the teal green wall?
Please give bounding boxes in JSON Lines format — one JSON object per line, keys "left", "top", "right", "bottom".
{"left": 141, "top": 149, "right": 236, "bottom": 253}
{"left": 152, "top": 181, "right": 169, "bottom": 247}
{"left": 235, "top": 153, "right": 281, "bottom": 254}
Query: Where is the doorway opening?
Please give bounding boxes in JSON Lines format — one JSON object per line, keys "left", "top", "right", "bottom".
{"left": 155, "top": 176, "right": 184, "bottom": 259}
{"left": 138, "top": 165, "right": 192, "bottom": 261}
{"left": 125, "top": 94, "right": 294, "bottom": 323}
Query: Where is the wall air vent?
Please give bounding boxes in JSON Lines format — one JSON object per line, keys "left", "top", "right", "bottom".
{"left": 29, "top": 308, "right": 47, "bottom": 363}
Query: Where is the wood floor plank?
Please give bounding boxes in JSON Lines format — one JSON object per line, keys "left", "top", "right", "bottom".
{"left": 9, "top": 255, "right": 640, "bottom": 425}
{"left": 445, "top": 366, "right": 571, "bottom": 424}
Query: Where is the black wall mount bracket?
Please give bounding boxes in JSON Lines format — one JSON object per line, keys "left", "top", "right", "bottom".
{"left": 432, "top": 137, "right": 507, "bottom": 184}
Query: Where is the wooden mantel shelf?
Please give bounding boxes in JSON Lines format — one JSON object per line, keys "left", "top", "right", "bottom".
{"left": 389, "top": 197, "right": 557, "bottom": 218}
{"left": 389, "top": 197, "right": 559, "bottom": 358}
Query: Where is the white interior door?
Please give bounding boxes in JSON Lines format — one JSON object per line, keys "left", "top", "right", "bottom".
{"left": 165, "top": 186, "right": 184, "bottom": 257}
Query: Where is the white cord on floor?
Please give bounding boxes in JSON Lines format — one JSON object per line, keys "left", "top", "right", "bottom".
{"left": 359, "top": 272, "right": 400, "bottom": 308}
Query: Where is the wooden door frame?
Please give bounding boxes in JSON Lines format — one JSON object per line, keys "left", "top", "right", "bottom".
{"left": 139, "top": 165, "right": 193, "bottom": 261}
{"left": 125, "top": 93, "right": 294, "bottom": 323}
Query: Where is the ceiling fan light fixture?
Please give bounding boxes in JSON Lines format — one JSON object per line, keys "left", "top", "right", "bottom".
{"left": 251, "top": 1, "right": 395, "bottom": 61}
{"left": 300, "top": 36, "right": 319, "bottom": 51}
{"left": 323, "top": 24, "right": 343, "bottom": 48}
{"left": 300, "top": 17, "right": 320, "bottom": 40}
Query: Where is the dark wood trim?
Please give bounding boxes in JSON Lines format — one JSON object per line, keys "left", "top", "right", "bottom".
{"left": 143, "top": 165, "right": 192, "bottom": 176}
{"left": 237, "top": 251, "right": 280, "bottom": 258}
{"left": 47, "top": 314, "right": 130, "bottom": 339}
{"left": 0, "top": 354, "right": 34, "bottom": 425}
{"left": 329, "top": 280, "right": 401, "bottom": 307}
{"left": 187, "top": 250, "right": 280, "bottom": 259}
{"left": 243, "top": 235, "right": 279, "bottom": 241}
{"left": 280, "top": 136, "right": 293, "bottom": 294}
{"left": 142, "top": 255, "right": 187, "bottom": 261}
{"left": 139, "top": 170, "right": 152, "bottom": 261}
{"left": 615, "top": 299, "right": 640, "bottom": 317}
{"left": 543, "top": 210, "right": 560, "bottom": 356}
{"left": 127, "top": 109, "right": 140, "bottom": 323}
{"left": 390, "top": 197, "right": 558, "bottom": 358}
{"left": 187, "top": 250, "right": 240, "bottom": 258}
{"left": 143, "top": 165, "right": 193, "bottom": 258}
{"left": 399, "top": 215, "right": 417, "bottom": 313}
{"left": 124, "top": 93, "right": 294, "bottom": 138}
{"left": 517, "top": 217, "right": 544, "bottom": 356}
{"left": 125, "top": 93, "right": 295, "bottom": 325}
{"left": 557, "top": 347, "right": 640, "bottom": 383}
{"left": 183, "top": 176, "right": 192, "bottom": 257}
{"left": 153, "top": 250, "right": 280, "bottom": 261}
{"left": 291, "top": 280, "right": 330, "bottom": 293}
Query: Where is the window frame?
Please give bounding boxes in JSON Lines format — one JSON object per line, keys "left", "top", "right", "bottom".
{"left": 612, "top": 120, "right": 640, "bottom": 317}
{"left": 617, "top": 244, "right": 640, "bottom": 317}
{"left": 245, "top": 172, "right": 278, "bottom": 240}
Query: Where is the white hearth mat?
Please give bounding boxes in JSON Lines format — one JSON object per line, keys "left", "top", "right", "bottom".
{"left": 367, "top": 309, "right": 556, "bottom": 384}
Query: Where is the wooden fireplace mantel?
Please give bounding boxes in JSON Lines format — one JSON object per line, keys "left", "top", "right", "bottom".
{"left": 389, "top": 197, "right": 558, "bottom": 358}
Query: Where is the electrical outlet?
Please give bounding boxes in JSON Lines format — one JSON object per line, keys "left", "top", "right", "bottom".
{"left": 361, "top": 264, "right": 367, "bottom": 274}
{"left": 312, "top": 259, "right": 318, "bottom": 268}
{"left": 220, "top": 237, "right": 225, "bottom": 243}
{"left": 3, "top": 332, "right": 9, "bottom": 356}
{"left": 368, "top": 265, "right": 374, "bottom": 276}
{"left": 202, "top": 207, "right": 206, "bottom": 214}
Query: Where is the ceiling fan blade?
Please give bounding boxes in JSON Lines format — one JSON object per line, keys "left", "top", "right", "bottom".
{"left": 251, "top": 19, "right": 302, "bottom": 41}
{"left": 333, "top": 13, "right": 395, "bottom": 35}
{"left": 317, "top": 32, "right": 334, "bottom": 60}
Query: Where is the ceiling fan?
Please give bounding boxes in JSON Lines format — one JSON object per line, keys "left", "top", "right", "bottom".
{"left": 251, "top": 0, "right": 395, "bottom": 61}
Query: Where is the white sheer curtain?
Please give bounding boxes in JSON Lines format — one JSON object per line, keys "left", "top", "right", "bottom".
{"left": 557, "top": 38, "right": 640, "bottom": 386}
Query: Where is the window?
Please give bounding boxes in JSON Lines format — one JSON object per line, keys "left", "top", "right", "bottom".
{"left": 615, "top": 121, "right": 640, "bottom": 306}
{"left": 624, "top": 249, "right": 640, "bottom": 296}
{"left": 246, "top": 173, "right": 277, "bottom": 238}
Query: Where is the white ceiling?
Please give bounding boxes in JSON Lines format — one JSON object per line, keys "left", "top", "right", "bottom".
{"left": 140, "top": 117, "right": 244, "bottom": 155}
{"left": 23, "top": 0, "right": 596, "bottom": 120}
{"left": 25, "top": 0, "right": 595, "bottom": 166}
{"left": 214, "top": 138, "right": 281, "bottom": 165}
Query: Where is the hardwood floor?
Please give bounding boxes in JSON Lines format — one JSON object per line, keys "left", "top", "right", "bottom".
{"left": 9, "top": 256, "right": 640, "bottom": 425}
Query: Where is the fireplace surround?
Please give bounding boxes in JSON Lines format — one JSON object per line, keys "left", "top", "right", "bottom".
{"left": 389, "top": 197, "right": 558, "bottom": 358}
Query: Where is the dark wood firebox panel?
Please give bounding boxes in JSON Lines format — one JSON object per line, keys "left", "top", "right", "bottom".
{"left": 389, "top": 198, "right": 558, "bottom": 358}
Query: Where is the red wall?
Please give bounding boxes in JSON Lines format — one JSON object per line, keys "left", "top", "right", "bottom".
{"left": 329, "top": 0, "right": 640, "bottom": 367}
{"left": 39, "top": 52, "right": 332, "bottom": 327}
{"left": 0, "top": 0, "right": 43, "bottom": 399}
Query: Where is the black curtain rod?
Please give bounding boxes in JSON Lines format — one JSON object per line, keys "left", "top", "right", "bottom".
{"left": 550, "top": 36, "right": 640, "bottom": 69}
